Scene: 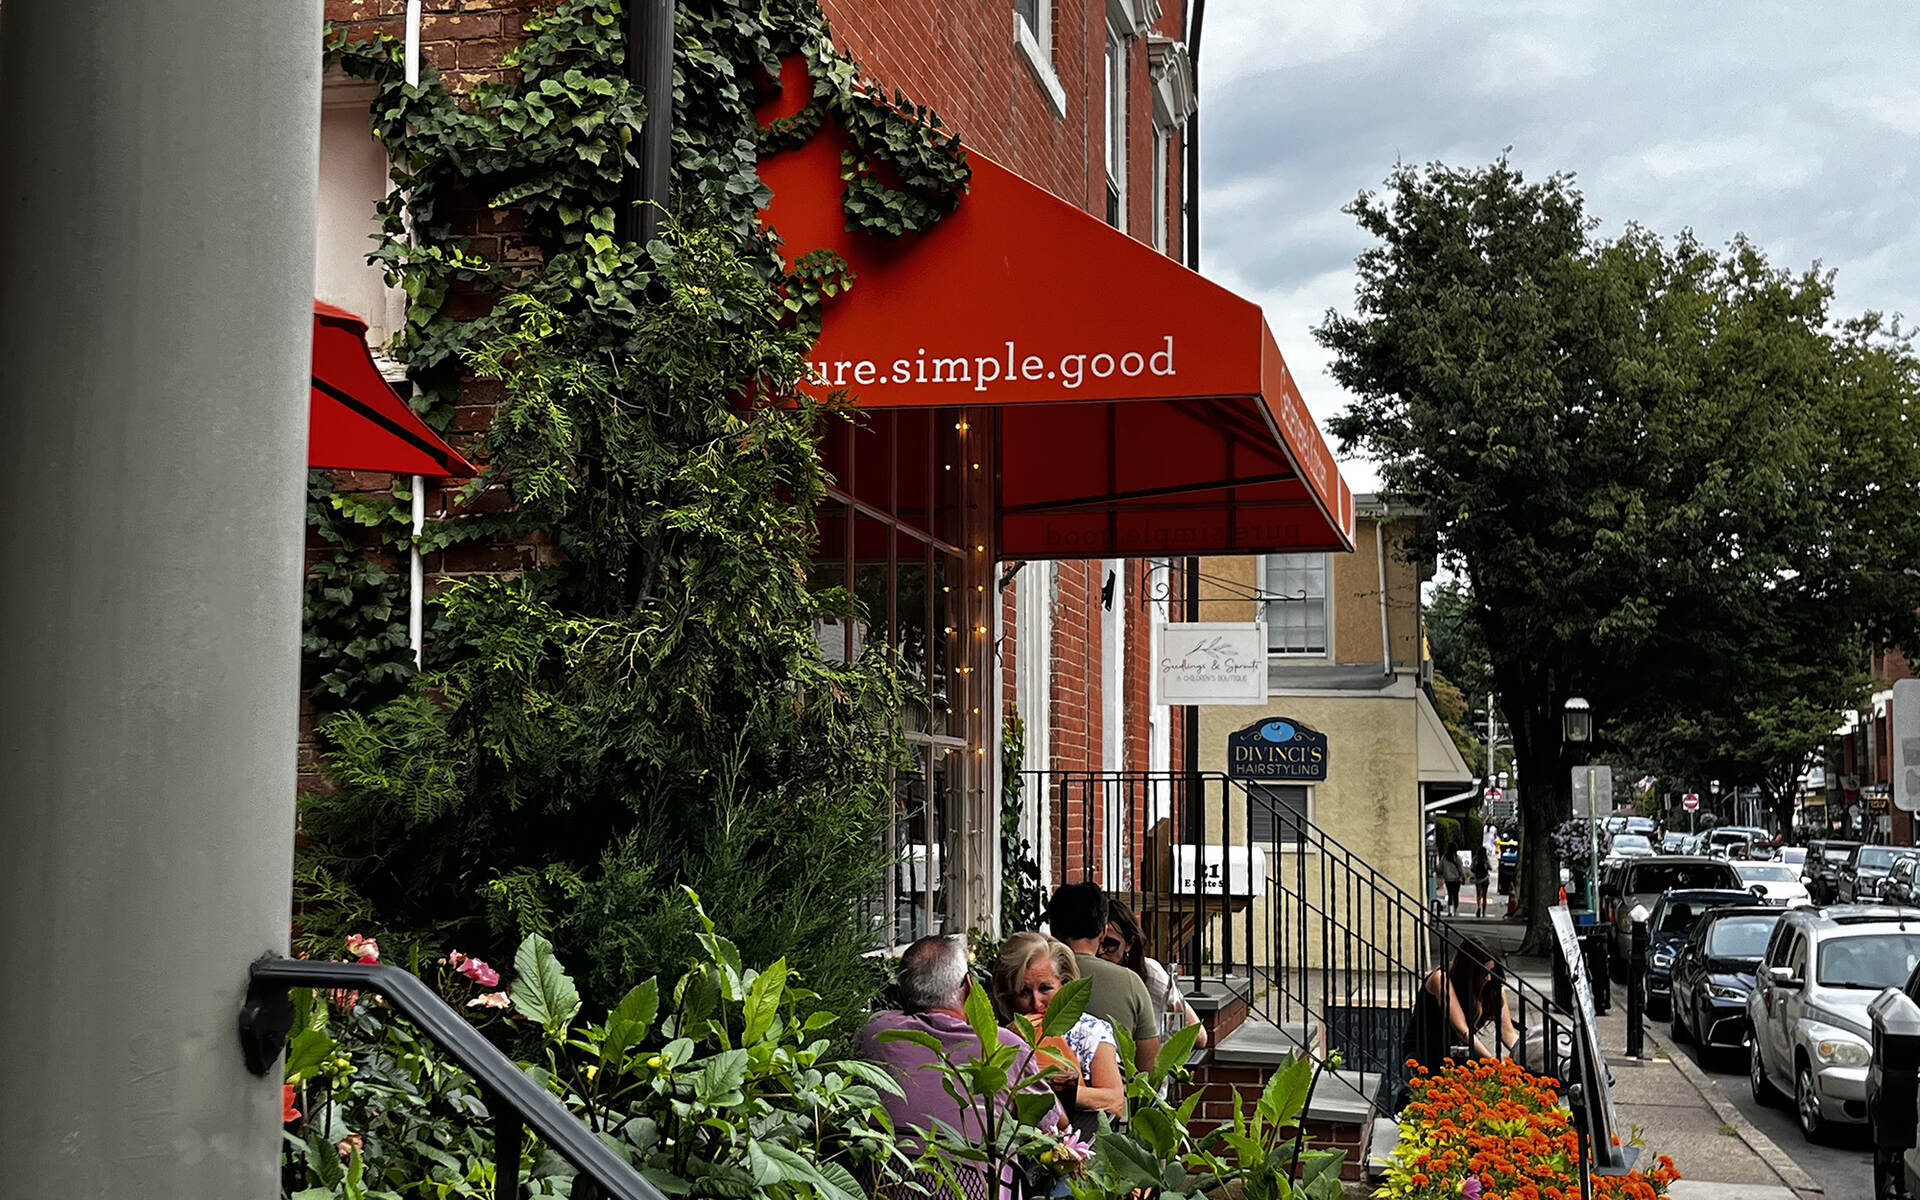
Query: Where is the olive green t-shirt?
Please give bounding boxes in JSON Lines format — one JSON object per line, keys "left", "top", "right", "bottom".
{"left": 1074, "top": 952, "right": 1159, "bottom": 1045}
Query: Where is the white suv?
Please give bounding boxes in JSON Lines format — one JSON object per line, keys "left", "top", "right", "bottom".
{"left": 1747, "top": 905, "right": 1920, "bottom": 1141}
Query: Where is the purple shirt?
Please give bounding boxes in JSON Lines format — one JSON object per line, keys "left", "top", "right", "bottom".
{"left": 856, "top": 1009, "right": 1064, "bottom": 1144}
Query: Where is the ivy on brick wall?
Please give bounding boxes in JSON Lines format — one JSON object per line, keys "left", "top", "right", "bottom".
{"left": 301, "top": 0, "right": 970, "bottom": 1015}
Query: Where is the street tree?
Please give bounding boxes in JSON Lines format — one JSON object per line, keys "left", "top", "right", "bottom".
{"left": 1319, "top": 157, "right": 1920, "bottom": 952}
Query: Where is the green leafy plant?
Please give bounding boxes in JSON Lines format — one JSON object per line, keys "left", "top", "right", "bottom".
{"left": 284, "top": 894, "right": 904, "bottom": 1199}
{"left": 1000, "top": 706, "right": 1045, "bottom": 934}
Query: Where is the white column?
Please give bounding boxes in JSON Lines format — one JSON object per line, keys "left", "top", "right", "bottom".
{"left": 0, "top": 2, "right": 318, "bottom": 1197}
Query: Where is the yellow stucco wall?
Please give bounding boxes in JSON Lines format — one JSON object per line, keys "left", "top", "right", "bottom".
{"left": 1197, "top": 693, "right": 1427, "bottom": 971}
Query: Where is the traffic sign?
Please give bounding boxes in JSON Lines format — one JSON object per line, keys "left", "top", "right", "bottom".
{"left": 1485, "top": 787, "right": 1504, "bottom": 802}
{"left": 1571, "top": 765, "right": 1613, "bottom": 817}
{"left": 1681, "top": 793, "right": 1699, "bottom": 811}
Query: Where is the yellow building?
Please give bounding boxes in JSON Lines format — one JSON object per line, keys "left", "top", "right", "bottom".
{"left": 1194, "top": 495, "right": 1472, "bottom": 975}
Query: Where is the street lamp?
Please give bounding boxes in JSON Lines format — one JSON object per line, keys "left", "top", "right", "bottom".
{"left": 1563, "top": 696, "right": 1592, "bottom": 745}
{"left": 1564, "top": 696, "right": 1599, "bottom": 917}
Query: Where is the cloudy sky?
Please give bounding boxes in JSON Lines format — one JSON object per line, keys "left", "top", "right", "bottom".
{"left": 1198, "top": 1, "right": 1920, "bottom": 491}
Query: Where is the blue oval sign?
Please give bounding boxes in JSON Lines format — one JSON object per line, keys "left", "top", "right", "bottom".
{"left": 1228, "top": 716, "right": 1328, "bottom": 782}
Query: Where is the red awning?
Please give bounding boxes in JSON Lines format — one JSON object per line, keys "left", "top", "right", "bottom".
{"left": 756, "top": 81, "right": 1353, "bottom": 559}
{"left": 310, "top": 301, "right": 476, "bottom": 478}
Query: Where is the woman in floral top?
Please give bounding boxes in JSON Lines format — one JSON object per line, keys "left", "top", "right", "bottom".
{"left": 992, "top": 932, "right": 1125, "bottom": 1136}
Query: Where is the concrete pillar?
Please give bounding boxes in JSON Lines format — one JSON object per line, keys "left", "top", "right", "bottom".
{"left": 0, "top": 2, "right": 318, "bottom": 1196}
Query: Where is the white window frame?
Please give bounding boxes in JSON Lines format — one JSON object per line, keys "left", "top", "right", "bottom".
{"left": 1150, "top": 126, "right": 1169, "bottom": 253}
{"left": 1013, "top": 3, "right": 1067, "bottom": 118}
{"left": 1103, "top": 21, "right": 1127, "bottom": 230}
{"left": 1263, "top": 552, "right": 1332, "bottom": 658}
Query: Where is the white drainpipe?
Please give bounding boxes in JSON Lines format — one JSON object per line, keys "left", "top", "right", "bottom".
{"left": 405, "top": 0, "right": 426, "bottom": 665}
{"left": 1375, "top": 517, "right": 1391, "bottom": 676}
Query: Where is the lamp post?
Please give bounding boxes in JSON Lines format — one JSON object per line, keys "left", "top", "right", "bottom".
{"left": 1565, "top": 697, "right": 1595, "bottom": 913}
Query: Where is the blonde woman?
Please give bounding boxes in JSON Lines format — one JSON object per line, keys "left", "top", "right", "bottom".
{"left": 992, "top": 932, "right": 1126, "bottom": 1134}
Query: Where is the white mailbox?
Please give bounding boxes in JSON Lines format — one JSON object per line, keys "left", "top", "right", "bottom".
{"left": 1168, "top": 845, "right": 1268, "bottom": 896}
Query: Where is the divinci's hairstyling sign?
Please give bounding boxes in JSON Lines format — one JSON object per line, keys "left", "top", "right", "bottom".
{"left": 1227, "top": 716, "right": 1329, "bottom": 782}
{"left": 1157, "top": 622, "right": 1268, "bottom": 705}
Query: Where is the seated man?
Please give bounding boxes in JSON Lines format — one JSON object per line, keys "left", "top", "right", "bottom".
{"left": 858, "top": 936, "right": 1065, "bottom": 1197}
{"left": 1046, "top": 882, "right": 1161, "bottom": 1074}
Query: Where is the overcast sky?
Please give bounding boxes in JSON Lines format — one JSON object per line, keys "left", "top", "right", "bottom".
{"left": 1198, "top": 1, "right": 1920, "bottom": 493}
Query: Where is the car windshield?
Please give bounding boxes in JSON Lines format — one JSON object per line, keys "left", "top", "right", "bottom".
{"left": 1859, "top": 847, "right": 1900, "bottom": 870}
{"left": 1628, "top": 863, "right": 1738, "bottom": 893}
{"left": 1706, "top": 916, "right": 1778, "bottom": 959}
{"left": 1614, "top": 835, "right": 1652, "bottom": 853}
{"left": 1656, "top": 901, "right": 1713, "bottom": 933}
{"left": 1737, "top": 864, "right": 1797, "bottom": 883}
{"left": 1824, "top": 847, "right": 1857, "bottom": 863}
{"left": 1816, "top": 933, "right": 1920, "bottom": 989}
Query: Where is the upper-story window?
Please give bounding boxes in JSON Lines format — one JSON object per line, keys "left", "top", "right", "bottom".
{"left": 1151, "top": 126, "right": 1169, "bottom": 252}
{"left": 318, "top": 74, "right": 404, "bottom": 357}
{"left": 1104, "top": 23, "right": 1127, "bottom": 229}
{"left": 1014, "top": 0, "right": 1067, "bottom": 117}
{"left": 1265, "top": 553, "right": 1329, "bottom": 656}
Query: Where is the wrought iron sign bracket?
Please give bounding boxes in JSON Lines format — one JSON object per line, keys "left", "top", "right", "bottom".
{"left": 1140, "top": 559, "right": 1306, "bottom": 610}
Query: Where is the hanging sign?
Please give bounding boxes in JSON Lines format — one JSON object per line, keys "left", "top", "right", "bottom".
{"left": 1227, "top": 716, "right": 1328, "bottom": 782}
{"left": 1157, "top": 622, "right": 1269, "bottom": 705}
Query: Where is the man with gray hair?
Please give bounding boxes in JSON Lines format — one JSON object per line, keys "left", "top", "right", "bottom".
{"left": 857, "top": 936, "right": 1063, "bottom": 1195}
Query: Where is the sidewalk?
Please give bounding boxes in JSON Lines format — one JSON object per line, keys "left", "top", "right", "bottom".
{"left": 1443, "top": 913, "right": 1821, "bottom": 1200}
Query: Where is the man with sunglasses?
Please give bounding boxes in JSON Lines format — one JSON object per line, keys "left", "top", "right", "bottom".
{"left": 1045, "top": 882, "right": 1160, "bottom": 1074}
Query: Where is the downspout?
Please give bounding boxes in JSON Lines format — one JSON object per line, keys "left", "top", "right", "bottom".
{"left": 623, "top": 0, "right": 677, "bottom": 245}
{"left": 1376, "top": 516, "right": 1391, "bottom": 677}
{"left": 405, "top": 0, "right": 426, "bottom": 666}
{"left": 1179, "top": 0, "right": 1207, "bottom": 777}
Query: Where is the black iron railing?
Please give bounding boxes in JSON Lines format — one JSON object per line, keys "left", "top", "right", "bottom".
{"left": 239, "top": 956, "right": 662, "bottom": 1200}
{"left": 1031, "top": 769, "right": 1576, "bottom": 1115}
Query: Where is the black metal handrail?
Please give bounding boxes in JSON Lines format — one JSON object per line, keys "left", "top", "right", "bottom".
{"left": 1031, "top": 769, "right": 1577, "bottom": 1117}
{"left": 240, "top": 955, "right": 662, "bottom": 1200}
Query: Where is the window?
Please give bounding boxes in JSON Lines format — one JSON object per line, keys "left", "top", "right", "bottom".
{"left": 1104, "top": 23, "right": 1126, "bottom": 229}
{"left": 1264, "top": 553, "right": 1328, "bottom": 655}
{"left": 1151, "top": 126, "right": 1169, "bottom": 253}
{"left": 1014, "top": 0, "right": 1066, "bottom": 117}
{"left": 1247, "top": 784, "right": 1310, "bottom": 844}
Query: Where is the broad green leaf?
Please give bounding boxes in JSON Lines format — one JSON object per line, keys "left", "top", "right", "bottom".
{"left": 510, "top": 933, "right": 582, "bottom": 1038}
{"left": 962, "top": 977, "right": 1000, "bottom": 1055}
{"left": 693, "top": 1048, "right": 749, "bottom": 1102}
{"left": 836, "top": 1058, "right": 906, "bottom": 1098}
{"left": 601, "top": 978, "right": 659, "bottom": 1070}
{"left": 874, "top": 1028, "right": 943, "bottom": 1054}
{"left": 1038, "top": 976, "right": 1092, "bottom": 1039}
{"left": 283, "top": 1027, "right": 334, "bottom": 1083}
{"left": 1150, "top": 1019, "right": 1202, "bottom": 1086}
{"left": 741, "top": 957, "right": 788, "bottom": 1044}
{"left": 1257, "top": 1053, "right": 1313, "bottom": 1130}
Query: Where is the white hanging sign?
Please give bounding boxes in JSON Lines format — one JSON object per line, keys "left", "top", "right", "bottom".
{"left": 1156, "top": 622, "right": 1269, "bottom": 705}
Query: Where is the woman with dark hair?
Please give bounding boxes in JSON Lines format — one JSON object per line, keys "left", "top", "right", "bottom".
{"left": 1387, "top": 939, "right": 1518, "bottom": 1111}
{"left": 1097, "top": 900, "right": 1208, "bottom": 1049}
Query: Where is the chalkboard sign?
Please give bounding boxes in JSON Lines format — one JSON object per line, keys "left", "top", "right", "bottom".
{"left": 1549, "top": 906, "right": 1638, "bottom": 1177}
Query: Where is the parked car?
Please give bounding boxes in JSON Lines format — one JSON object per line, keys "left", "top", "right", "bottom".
{"left": 1609, "top": 833, "right": 1655, "bottom": 860}
{"left": 1747, "top": 905, "right": 1920, "bottom": 1141}
{"left": 1779, "top": 846, "right": 1807, "bottom": 868}
{"left": 1887, "top": 856, "right": 1920, "bottom": 907}
{"left": 1497, "top": 838, "right": 1517, "bottom": 893}
{"left": 1735, "top": 860, "right": 1811, "bottom": 907}
{"left": 1805, "top": 840, "right": 1861, "bottom": 904}
{"left": 1836, "top": 845, "right": 1920, "bottom": 904}
{"left": 1660, "top": 832, "right": 1691, "bottom": 854}
{"left": 1625, "top": 816, "right": 1657, "bottom": 838}
{"left": 1642, "top": 888, "right": 1756, "bottom": 1017}
{"left": 1608, "top": 856, "right": 1745, "bottom": 964}
{"left": 1670, "top": 905, "right": 1784, "bottom": 1058}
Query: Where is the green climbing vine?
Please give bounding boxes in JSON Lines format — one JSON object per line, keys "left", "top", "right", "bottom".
{"left": 300, "top": 0, "right": 973, "bottom": 1016}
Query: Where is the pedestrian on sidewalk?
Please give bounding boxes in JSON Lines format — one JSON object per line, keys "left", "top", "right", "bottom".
{"left": 1439, "top": 849, "right": 1465, "bottom": 916}
{"left": 1471, "top": 846, "right": 1492, "bottom": 917}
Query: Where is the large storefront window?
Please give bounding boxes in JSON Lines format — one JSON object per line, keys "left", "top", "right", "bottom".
{"left": 815, "top": 408, "right": 987, "bottom": 946}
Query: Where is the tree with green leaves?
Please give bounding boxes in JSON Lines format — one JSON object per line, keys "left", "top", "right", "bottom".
{"left": 1320, "top": 157, "right": 1920, "bottom": 952}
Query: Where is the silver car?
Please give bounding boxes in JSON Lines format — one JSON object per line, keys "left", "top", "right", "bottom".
{"left": 1747, "top": 905, "right": 1920, "bottom": 1141}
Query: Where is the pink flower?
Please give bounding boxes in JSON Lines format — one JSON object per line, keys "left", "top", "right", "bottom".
{"left": 1056, "top": 1129, "right": 1093, "bottom": 1163}
{"left": 455, "top": 957, "right": 499, "bottom": 988}
{"left": 344, "top": 934, "right": 380, "bottom": 965}
{"left": 467, "top": 991, "right": 511, "bottom": 1010}
{"left": 448, "top": 950, "right": 467, "bottom": 968}
{"left": 1461, "top": 1177, "right": 1483, "bottom": 1199}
